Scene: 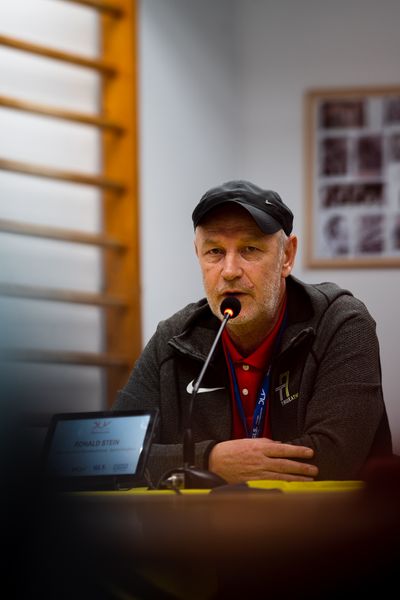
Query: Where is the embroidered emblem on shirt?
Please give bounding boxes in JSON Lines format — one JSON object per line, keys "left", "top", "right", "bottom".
{"left": 275, "top": 370, "right": 299, "bottom": 406}
{"left": 186, "top": 379, "right": 225, "bottom": 394}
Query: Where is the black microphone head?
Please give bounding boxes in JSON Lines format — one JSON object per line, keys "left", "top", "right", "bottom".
{"left": 220, "top": 296, "right": 241, "bottom": 319}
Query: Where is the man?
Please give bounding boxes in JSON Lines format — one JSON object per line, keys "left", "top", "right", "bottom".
{"left": 114, "top": 180, "right": 392, "bottom": 487}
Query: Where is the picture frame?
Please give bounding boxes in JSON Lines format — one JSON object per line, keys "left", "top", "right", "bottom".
{"left": 304, "top": 86, "right": 400, "bottom": 268}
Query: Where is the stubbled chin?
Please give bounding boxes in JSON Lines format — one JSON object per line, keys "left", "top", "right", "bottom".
{"left": 227, "top": 304, "right": 252, "bottom": 325}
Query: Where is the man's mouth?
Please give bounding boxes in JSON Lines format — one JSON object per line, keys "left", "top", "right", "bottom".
{"left": 221, "top": 291, "right": 247, "bottom": 299}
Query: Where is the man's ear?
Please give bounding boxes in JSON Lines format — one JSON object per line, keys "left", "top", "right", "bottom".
{"left": 282, "top": 234, "right": 297, "bottom": 278}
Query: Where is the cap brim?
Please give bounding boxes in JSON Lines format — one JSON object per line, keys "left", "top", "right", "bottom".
{"left": 193, "top": 198, "right": 283, "bottom": 234}
{"left": 197, "top": 199, "right": 281, "bottom": 234}
{"left": 233, "top": 200, "right": 282, "bottom": 234}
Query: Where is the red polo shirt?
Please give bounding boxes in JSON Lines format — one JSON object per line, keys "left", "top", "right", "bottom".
{"left": 221, "top": 298, "right": 287, "bottom": 439}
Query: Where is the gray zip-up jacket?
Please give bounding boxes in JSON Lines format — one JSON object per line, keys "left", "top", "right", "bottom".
{"left": 114, "top": 276, "right": 392, "bottom": 486}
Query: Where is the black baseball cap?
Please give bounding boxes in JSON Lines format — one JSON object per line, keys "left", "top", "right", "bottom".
{"left": 192, "top": 180, "right": 293, "bottom": 235}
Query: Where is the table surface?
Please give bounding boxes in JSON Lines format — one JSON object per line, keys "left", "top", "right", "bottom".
{"left": 14, "top": 478, "right": 400, "bottom": 599}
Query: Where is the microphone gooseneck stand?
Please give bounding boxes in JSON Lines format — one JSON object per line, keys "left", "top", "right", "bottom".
{"left": 158, "top": 297, "right": 241, "bottom": 491}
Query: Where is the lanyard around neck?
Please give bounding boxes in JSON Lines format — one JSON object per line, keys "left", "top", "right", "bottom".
{"left": 226, "top": 309, "right": 287, "bottom": 439}
{"left": 226, "top": 353, "right": 271, "bottom": 438}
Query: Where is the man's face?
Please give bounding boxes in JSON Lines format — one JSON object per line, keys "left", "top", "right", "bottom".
{"left": 194, "top": 205, "right": 296, "bottom": 333}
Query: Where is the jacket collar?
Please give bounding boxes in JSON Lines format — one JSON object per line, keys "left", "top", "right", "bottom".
{"left": 169, "top": 276, "right": 316, "bottom": 362}
{"left": 169, "top": 300, "right": 222, "bottom": 363}
{"left": 280, "top": 276, "right": 315, "bottom": 353}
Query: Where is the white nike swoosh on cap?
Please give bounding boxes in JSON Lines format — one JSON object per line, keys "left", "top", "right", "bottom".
{"left": 186, "top": 379, "right": 225, "bottom": 394}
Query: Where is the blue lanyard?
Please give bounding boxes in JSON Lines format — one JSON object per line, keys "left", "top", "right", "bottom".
{"left": 226, "top": 309, "right": 288, "bottom": 439}
{"left": 226, "top": 352, "right": 271, "bottom": 438}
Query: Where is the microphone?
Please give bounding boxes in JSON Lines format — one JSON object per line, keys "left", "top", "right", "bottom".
{"left": 158, "top": 296, "right": 241, "bottom": 490}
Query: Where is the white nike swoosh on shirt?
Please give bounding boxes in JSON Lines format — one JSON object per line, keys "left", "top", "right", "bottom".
{"left": 186, "top": 379, "right": 225, "bottom": 394}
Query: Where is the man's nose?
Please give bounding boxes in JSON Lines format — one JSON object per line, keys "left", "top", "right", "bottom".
{"left": 221, "top": 252, "right": 243, "bottom": 280}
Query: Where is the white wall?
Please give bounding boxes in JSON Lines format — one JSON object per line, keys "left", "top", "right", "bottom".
{"left": 139, "top": 0, "right": 400, "bottom": 452}
{"left": 139, "top": 0, "right": 241, "bottom": 340}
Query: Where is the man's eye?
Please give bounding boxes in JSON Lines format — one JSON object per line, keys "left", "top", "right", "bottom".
{"left": 207, "top": 248, "right": 223, "bottom": 255}
{"left": 243, "top": 246, "right": 258, "bottom": 253}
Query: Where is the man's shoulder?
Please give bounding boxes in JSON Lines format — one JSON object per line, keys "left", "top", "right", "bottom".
{"left": 289, "top": 275, "right": 373, "bottom": 321}
{"left": 156, "top": 298, "right": 211, "bottom": 336}
{"left": 290, "top": 275, "right": 354, "bottom": 305}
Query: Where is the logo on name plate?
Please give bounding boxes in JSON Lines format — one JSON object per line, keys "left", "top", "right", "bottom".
{"left": 92, "top": 420, "right": 112, "bottom": 433}
{"left": 275, "top": 371, "right": 299, "bottom": 406}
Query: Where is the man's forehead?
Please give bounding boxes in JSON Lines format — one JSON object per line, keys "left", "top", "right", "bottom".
{"left": 197, "top": 222, "right": 265, "bottom": 240}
